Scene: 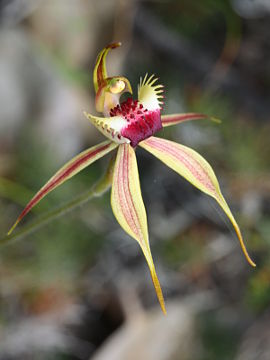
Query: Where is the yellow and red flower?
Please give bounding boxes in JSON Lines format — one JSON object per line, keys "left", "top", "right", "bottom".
{"left": 8, "top": 42, "right": 255, "bottom": 314}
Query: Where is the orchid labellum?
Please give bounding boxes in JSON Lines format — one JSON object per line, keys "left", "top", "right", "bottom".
{"left": 8, "top": 42, "right": 255, "bottom": 314}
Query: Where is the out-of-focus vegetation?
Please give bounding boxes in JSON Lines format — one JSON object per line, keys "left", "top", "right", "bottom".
{"left": 0, "top": 0, "right": 269, "bottom": 359}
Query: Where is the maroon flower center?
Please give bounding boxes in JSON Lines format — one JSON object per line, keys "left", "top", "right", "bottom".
{"left": 110, "top": 97, "right": 163, "bottom": 147}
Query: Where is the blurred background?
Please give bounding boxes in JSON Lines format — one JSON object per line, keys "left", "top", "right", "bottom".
{"left": 0, "top": 0, "right": 270, "bottom": 359}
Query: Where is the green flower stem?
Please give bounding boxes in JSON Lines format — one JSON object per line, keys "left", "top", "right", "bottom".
{"left": 0, "top": 157, "right": 115, "bottom": 247}
{"left": 0, "top": 176, "right": 47, "bottom": 212}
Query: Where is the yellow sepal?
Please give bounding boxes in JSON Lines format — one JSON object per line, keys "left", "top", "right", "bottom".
{"left": 140, "top": 137, "right": 256, "bottom": 268}
{"left": 111, "top": 144, "right": 166, "bottom": 313}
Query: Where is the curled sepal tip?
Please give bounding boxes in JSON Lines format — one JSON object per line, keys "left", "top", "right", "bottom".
{"left": 140, "top": 137, "right": 255, "bottom": 268}
{"left": 111, "top": 144, "right": 166, "bottom": 314}
{"left": 93, "top": 42, "right": 121, "bottom": 93}
{"left": 93, "top": 43, "right": 132, "bottom": 115}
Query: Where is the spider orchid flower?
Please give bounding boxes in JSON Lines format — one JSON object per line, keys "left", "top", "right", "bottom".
{"left": 8, "top": 42, "right": 255, "bottom": 314}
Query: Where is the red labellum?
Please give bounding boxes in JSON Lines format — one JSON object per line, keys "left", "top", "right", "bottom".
{"left": 110, "top": 97, "right": 163, "bottom": 147}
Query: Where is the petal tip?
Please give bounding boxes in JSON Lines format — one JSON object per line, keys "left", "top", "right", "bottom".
{"left": 229, "top": 214, "right": 256, "bottom": 268}
{"left": 210, "top": 116, "right": 222, "bottom": 124}
{"left": 149, "top": 264, "right": 167, "bottom": 315}
{"left": 246, "top": 255, "right": 256, "bottom": 268}
{"left": 83, "top": 110, "right": 89, "bottom": 119}
{"left": 160, "top": 299, "right": 167, "bottom": 315}
{"left": 7, "top": 219, "right": 19, "bottom": 236}
{"left": 108, "top": 42, "right": 121, "bottom": 49}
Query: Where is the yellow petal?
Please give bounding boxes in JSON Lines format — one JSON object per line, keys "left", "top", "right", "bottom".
{"left": 140, "top": 136, "right": 256, "bottom": 267}
{"left": 111, "top": 144, "right": 166, "bottom": 313}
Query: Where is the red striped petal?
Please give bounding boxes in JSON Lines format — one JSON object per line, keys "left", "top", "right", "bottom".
{"left": 111, "top": 144, "right": 166, "bottom": 313}
{"left": 8, "top": 141, "right": 117, "bottom": 234}
{"left": 140, "top": 137, "right": 255, "bottom": 267}
{"left": 161, "top": 113, "right": 220, "bottom": 127}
